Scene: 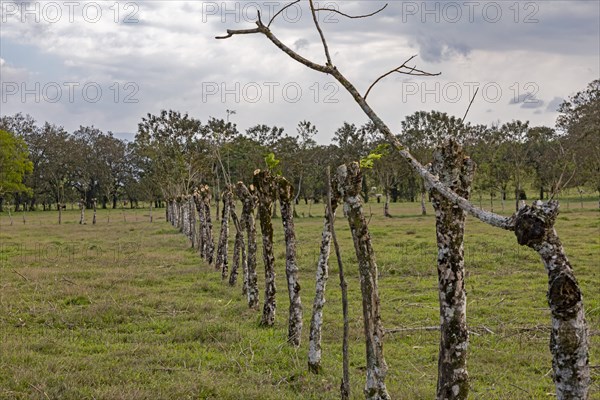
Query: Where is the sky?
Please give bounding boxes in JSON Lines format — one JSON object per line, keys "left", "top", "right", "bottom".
{"left": 1, "top": 0, "right": 599, "bottom": 143}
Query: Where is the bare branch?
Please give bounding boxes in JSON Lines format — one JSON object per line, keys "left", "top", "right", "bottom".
{"left": 462, "top": 87, "right": 479, "bottom": 122}
{"left": 215, "top": 7, "right": 513, "bottom": 231}
{"left": 313, "top": 3, "right": 388, "bottom": 19}
{"left": 215, "top": 27, "right": 262, "bottom": 40}
{"left": 364, "top": 55, "right": 441, "bottom": 100}
{"left": 261, "top": 26, "right": 332, "bottom": 74}
{"left": 268, "top": 0, "right": 301, "bottom": 28}
{"left": 308, "top": 0, "right": 332, "bottom": 65}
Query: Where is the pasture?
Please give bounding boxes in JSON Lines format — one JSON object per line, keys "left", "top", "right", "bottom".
{"left": 0, "top": 200, "right": 598, "bottom": 399}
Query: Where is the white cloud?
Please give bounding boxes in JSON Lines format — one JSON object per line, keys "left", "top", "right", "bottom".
{"left": 0, "top": 1, "right": 598, "bottom": 141}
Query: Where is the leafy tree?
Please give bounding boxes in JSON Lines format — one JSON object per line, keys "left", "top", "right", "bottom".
{"left": 134, "top": 110, "right": 207, "bottom": 198}
{"left": 0, "top": 129, "right": 33, "bottom": 205}
{"left": 556, "top": 79, "right": 600, "bottom": 198}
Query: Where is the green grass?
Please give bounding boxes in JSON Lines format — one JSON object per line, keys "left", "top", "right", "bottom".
{"left": 0, "top": 200, "right": 598, "bottom": 399}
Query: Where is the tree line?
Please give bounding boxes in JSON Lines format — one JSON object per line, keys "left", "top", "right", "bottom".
{"left": 0, "top": 78, "right": 597, "bottom": 216}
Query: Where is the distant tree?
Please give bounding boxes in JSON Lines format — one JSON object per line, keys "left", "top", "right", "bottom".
{"left": 401, "top": 111, "right": 470, "bottom": 214}
{"left": 526, "top": 126, "right": 575, "bottom": 200}
{"left": 0, "top": 129, "right": 33, "bottom": 209}
{"left": 497, "top": 120, "right": 531, "bottom": 211}
{"left": 135, "top": 110, "right": 207, "bottom": 199}
{"left": 556, "top": 79, "right": 600, "bottom": 200}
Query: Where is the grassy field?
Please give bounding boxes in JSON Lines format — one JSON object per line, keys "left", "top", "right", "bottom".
{"left": 0, "top": 200, "right": 598, "bottom": 399}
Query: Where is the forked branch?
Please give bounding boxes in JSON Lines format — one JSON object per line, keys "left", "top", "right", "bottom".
{"left": 364, "top": 55, "right": 441, "bottom": 100}
{"left": 216, "top": 2, "right": 514, "bottom": 231}
{"left": 313, "top": 3, "right": 389, "bottom": 19}
{"left": 268, "top": 0, "right": 301, "bottom": 28}
{"left": 308, "top": 0, "right": 332, "bottom": 66}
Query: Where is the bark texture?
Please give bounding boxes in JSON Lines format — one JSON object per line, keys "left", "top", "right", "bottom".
{"left": 308, "top": 188, "right": 339, "bottom": 373}
{"left": 193, "top": 191, "right": 206, "bottom": 258}
{"left": 216, "top": 187, "right": 232, "bottom": 278}
{"left": 253, "top": 170, "right": 277, "bottom": 327}
{"left": 236, "top": 181, "right": 259, "bottom": 310}
{"left": 229, "top": 200, "right": 246, "bottom": 288}
{"left": 277, "top": 176, "right": 303, "bottom": 346}
{"left": 427, "top": 141, "right": 475, "bottom": 400}
{"left": 188, "top": 196, "right": 196, "bottom": 247}
{"left": 182, "top": 195, "right": 191, "bottom": 241}
{"left": 514, "top": 200, "right": 590, "bottom": 400}
{"left": 200, "top": 186, "right": 215, "bottom": 266}
{"left": 336, "top": 162, "right": 390, "bottom": 400}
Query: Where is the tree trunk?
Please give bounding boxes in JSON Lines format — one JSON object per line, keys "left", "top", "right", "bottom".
{"left": 235, "top": 182, "right": 259, "bottom": 309}
{"left": 182, "top": 196, "right": 190, "bottom": 237}
{"left": 92, "top": 199, "right": 97, "bottom": 225}
{"left": 277, "top": 176, "right": 303, "bottom": 347}
{"left": 188, "top": 196, "right": 196, "bottom": 248}
{"left": 193, "top": 192, "right": 206, "bottom": 258}
{"left": 384, "top": 190, "right": 391, "bottom": 218}
{"left": 325, "top": 167, "right": 350, "bottom": 400}
{"left": 229, "top": 202, "right": 246, "bottom": 288}
{"left": 514, "top": 200, "right": 590, "bottom": 399}
{"left": 254, "top": 170, "right": 277, "bottom": 327}
{"left": 203, "top": 187, "right": 215, "bottom": 266}
{"left": 427, "top": 141, "right": 475, "bottom": 400}
{"left": 57, "top": 202, "right": 62, "bottom": 225}
{"left": 420, "top": 188, "right": 427, "bottom": 216}
{"left": 308, "top": 182, "right": 339, "bottom": 373}
{"left": 79, "top": 199, "right": 85, "bottom": 225}
{"left": 335, "top": 162, "right": 390, "bottom": 400}
{"left": 149, "top": 200, "right": 153, "bottom": 223}
{"left": 216, "top": 188, "right": 232, "bottom": 278}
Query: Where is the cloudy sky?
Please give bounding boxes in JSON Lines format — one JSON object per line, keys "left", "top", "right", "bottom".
{"left": 1, "top": 0, "right": 598, "bottom": 143}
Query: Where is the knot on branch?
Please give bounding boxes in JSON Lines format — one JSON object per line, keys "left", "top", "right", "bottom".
{"left": 276, "top": 176, "right": 294, "bottom": 202}
{"left": 428, "top": 140, "right": 476, "bottom": 198}
{"left": 253, "top": 169, "right": 276, "bottom": 199}
{"left": 514, "top": 200, "right": 559, "bottom": 247}
{"left": 549, "top": 272, "right": 582, "bottom": 319}
{"left": 335, "top": 162, "right": 362, "bottom": 198}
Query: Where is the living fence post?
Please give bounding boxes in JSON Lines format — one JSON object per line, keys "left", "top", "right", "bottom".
{"left": 427, "top": 140, "right": 475, "bottom": 400}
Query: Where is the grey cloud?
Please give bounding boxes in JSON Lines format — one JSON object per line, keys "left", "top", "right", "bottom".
{"left": 294, "top": 38, "right": 309, "bottom": 51}
{"left": 509, "top": 93, "right": 544, "bottom": 109}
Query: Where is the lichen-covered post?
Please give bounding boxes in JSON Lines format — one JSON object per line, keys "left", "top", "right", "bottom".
{"left": 182, "top": 195, "right": 190, "bottom": 239}
{"left": 308, "top": 183, "right": 340, "bottom": 373}
{"left": 336, "top": 162, "right": 390, "bottom": 400}
{"left": 216, "top": 187, "right": 232, "bottom": 278}
{"left": 427, "top": 140, "right": 475, "bottom": 400}
{"left": 514, "top": 200, "right": 590, "bottom": 400}
{"left": 229, "top": 201, "right": 246, "bottom": 288}
{"left": 188, "top": 195, "right": 196, "bottom": 248}
{"left": 236, "top": 182, "right": 259, "bottom": 309}
{"left": 253, "top": 170, "right": 277, "bottom": 326}
{"left": 201, "top": 186, "right": 215, "bottom": 266}
{"left": 277, "top": 176, "right": 303, "bottom": 346}
{"left": 176, "top": 196, "right": 184, "bottom": 232}
{"left": 193, "top": 190, "right": 206, "bottom": 258}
